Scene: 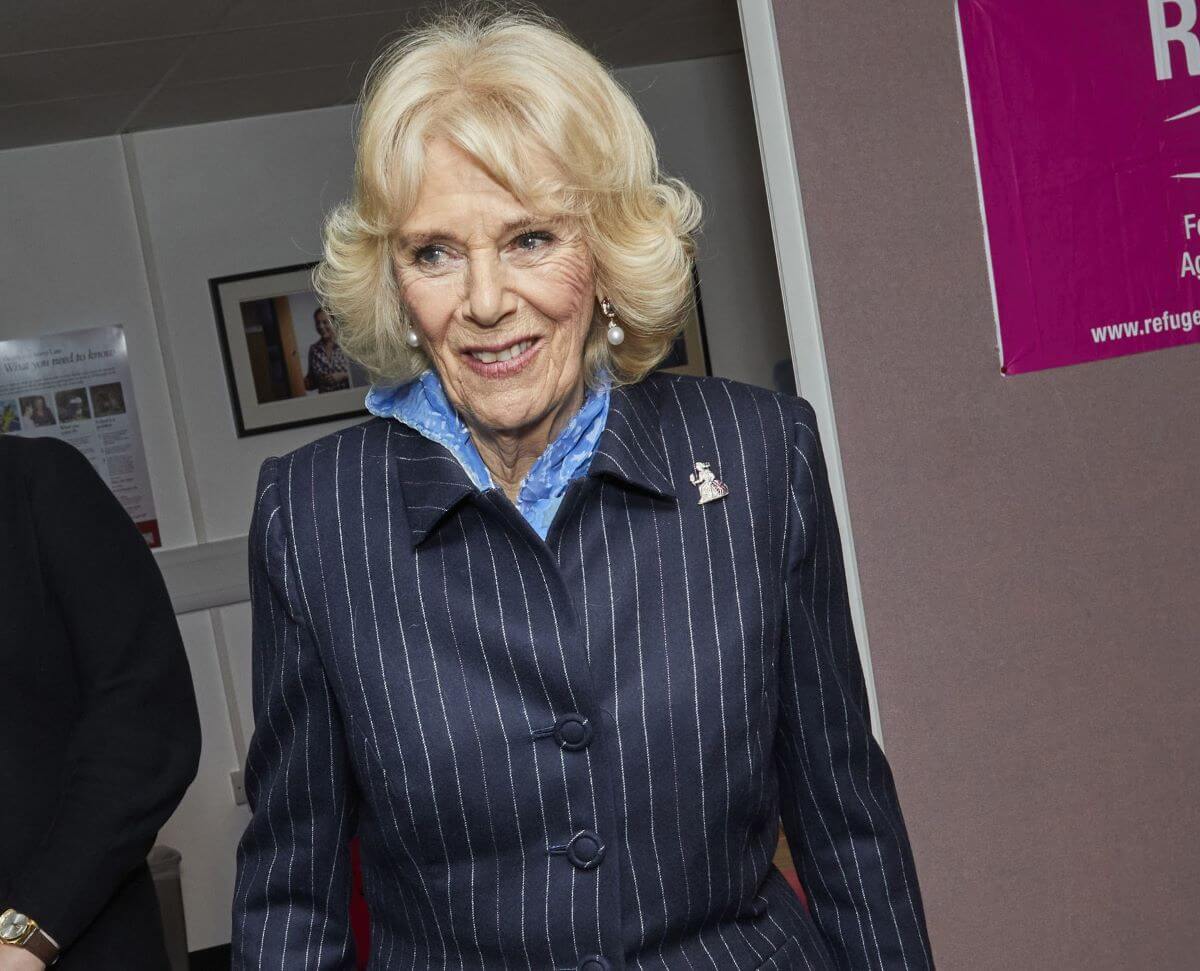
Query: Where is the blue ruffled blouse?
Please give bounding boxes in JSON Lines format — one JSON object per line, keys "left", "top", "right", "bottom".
{"left": 364, "top": 369, "right": 611, "bottom": 540}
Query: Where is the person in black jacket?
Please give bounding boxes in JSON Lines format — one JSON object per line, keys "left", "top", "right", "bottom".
{"left": 0, "top": 436, "right": 201, "bottom": 970}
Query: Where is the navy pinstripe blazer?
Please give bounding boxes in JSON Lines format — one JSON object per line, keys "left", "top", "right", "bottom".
{"left": 232, "top": 371, "right": 933, "bottom": 971}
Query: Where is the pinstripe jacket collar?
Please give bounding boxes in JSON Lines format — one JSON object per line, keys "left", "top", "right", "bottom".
{"left": 400, "top": 379, "right": 677, "bottom": 547}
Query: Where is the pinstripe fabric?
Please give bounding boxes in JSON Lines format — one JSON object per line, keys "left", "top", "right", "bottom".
{"left": 232, "top": 371, "right": 933, "bottom": 971}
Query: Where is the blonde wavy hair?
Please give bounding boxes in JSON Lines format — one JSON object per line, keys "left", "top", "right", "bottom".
{"left": 313, "top": 2, "right": 703, "bottom": 388}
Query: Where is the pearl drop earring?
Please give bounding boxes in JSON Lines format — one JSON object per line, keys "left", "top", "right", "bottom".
{"left": 405, "top": 328, "right": 420, "bottom": 349}
{"left": 601, "top": 298, "right": 624, "bottom": 346}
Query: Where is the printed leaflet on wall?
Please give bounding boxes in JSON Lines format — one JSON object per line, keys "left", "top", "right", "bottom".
{"left": 0, "top": 325, "right": 161, "bottom": 546}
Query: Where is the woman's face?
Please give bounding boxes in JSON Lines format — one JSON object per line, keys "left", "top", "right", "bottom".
{"left": 393, "top": 138, "right": 598, "bottom": 439}
{"left": 315, "top": 309, "right": 335, "bottom": 342}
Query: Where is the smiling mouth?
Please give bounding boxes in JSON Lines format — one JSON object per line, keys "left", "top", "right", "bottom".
{"left": 466, "top": 338, "right": 537, "bottom": 363}
{"left": 460, "top": 336, "right": 542, "bottom": 377}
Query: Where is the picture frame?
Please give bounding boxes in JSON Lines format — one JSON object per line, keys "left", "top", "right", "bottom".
{"left": 656, "top": 263, "right": 712, "bottom": 378}
{"left": 209, "top": 262, "right": 371, "bottom": 437}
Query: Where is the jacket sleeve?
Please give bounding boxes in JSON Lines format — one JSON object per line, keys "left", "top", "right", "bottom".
{"left": 8, "top": 437, "right": 201, "bottom": 949}
{"left": 775, "top": 400, "right": 935, "bottom": 970}
{"left": 232, "top": 456, "right": 358, "bottom": 970}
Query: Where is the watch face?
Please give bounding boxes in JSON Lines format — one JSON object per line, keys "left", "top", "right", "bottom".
{"left": 0, "top": 909, "right": 29, "bottom": 942}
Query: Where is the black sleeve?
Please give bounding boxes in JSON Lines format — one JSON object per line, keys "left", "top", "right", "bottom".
{"left": 8, "top": 438, "right": 201, "bottom": 950}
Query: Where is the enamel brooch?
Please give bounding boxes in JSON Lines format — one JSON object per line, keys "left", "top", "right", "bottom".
{"left": 689, "top": 461, "right": 729, "bottom": 504}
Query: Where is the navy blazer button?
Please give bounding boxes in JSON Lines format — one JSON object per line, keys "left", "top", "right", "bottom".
{"left": 566, "top": 829, "right": 605, "bottom": 869}
{"left": 554, "top": 713, "right": 592, "bottom": 750}
{"left": 578, "top": 955, "right": 611, "bottom": 971}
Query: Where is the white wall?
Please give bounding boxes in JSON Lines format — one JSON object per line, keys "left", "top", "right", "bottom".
{"left": 125, "top": 105, "right": 363, "bottom": 544}
{"left": 620, "top": 56, "right": 791, "bottom": 390}
{"left": 0, "top": 52, "right": 786, "bottom": 953}
{"left": 0, "top": 137, "right": 193, "bottom": 547}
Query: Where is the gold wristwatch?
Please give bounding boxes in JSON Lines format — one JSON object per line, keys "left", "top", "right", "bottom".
{"left": 0, "top": 909, "right": 59, "bottom": 965}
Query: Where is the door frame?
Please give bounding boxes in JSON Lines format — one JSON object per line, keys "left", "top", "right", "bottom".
{"left": 737, "top": 0, "right": 885, "bottom": 743}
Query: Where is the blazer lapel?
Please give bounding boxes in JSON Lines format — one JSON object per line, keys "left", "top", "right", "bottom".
{"left": 587, "top": 378, "right": 677, "bottom": 501}
{"left": 392, "top": 423, "right": 481, "bottom": 547}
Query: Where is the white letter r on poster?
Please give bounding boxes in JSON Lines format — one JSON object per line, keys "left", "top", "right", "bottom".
{"left": 1149, "top": 0, "right": 1200, "bottom": 80}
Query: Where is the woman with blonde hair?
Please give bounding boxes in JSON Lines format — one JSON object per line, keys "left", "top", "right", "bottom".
{"left": 232, "top": 6, "right": 933, "bottom": 969}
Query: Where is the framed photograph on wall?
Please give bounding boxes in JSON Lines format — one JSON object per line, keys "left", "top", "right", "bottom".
{"left": 656, "top": 263, "right": 712, "bottom": 377}
{"left": 210, "top": 262, "right": 371, "bottom": 437}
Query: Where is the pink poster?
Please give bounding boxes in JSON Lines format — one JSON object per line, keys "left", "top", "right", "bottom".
{"left": 957, "top": 0, "right": 1200, "bottom": 374}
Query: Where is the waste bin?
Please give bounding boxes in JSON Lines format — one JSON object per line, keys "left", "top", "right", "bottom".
{"left": 148, "top": 845, "right": 188, "bottom": 971}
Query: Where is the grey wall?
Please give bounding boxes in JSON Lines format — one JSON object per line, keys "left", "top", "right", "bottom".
{"left": 772, "top": 2, "right": 1200, "bottom": 967}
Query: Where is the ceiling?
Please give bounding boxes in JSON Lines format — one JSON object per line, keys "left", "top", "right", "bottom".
{"left": 0, "top": 0, "right": 744, "bottom": 151}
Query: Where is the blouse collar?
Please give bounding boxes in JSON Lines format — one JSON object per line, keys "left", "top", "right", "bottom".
{"left": 365, "top": 367, "right": 611, "bottom": 506}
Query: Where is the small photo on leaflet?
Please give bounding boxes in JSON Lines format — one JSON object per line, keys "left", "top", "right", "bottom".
{"left": 55, "top": 387, "right": 92, "bottom": 423}
{"left": 19, "top": 394, "right": 56, "bottom": 427}
{"left": 89, "top": 382, "right": 127, "bottom": 418}
{"left": 0, "top": 400, "right": 20, "bottom": 434}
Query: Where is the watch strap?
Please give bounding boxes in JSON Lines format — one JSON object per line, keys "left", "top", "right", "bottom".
{"left": 22, "top": 926, "right": 60, "bottom": 964}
